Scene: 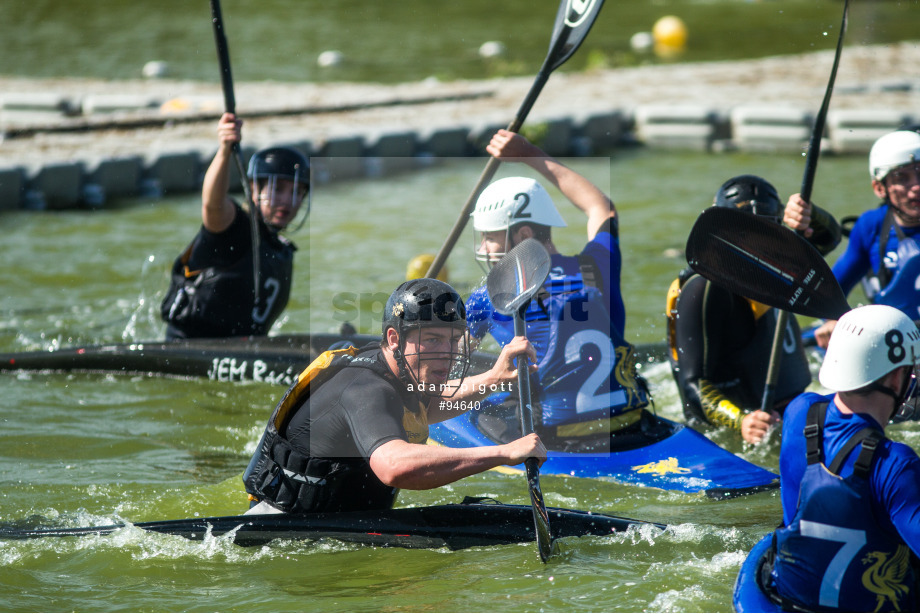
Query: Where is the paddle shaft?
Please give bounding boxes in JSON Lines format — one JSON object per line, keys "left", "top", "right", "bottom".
{"left": 760, "top": 0, "right": 849, "bottom": 413}
{"left": 423, "top": 70, "right": 550, "bottom": 281}
{"left": 424, "top": 0, "right": 605, "bottom": 280}
{"left": 210, "top": 0, "right": 261, "bottom": 304}
{"left": 513, "top": 309, "right": 554, "bottom": 562}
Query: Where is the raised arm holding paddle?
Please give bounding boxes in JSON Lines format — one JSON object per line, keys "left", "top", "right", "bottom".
{"left": 160, "top": 1, "right": 310, "bottom": 340}
{"left": 424, "top": 0, "right": 604, "bottom": 280}
{"left": 669, "top": 0, "right": 848, "bottom": 444}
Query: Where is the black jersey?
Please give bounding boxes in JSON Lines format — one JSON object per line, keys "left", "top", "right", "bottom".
{"left": 161, "top": 203, "right": 296, "bottom": 339}
{"left": 244, "top": 348, "right": 428, "bottom": 513}
{"left": 667, "top": 273, "right": 811, "bottom": 428}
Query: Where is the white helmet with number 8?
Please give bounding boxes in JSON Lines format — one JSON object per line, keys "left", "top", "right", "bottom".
{"left": 819, "top": 304, "right": 920, "bottom": 393}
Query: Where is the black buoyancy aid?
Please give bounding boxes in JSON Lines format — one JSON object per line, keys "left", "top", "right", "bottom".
{"left": 160, "top": 220, "right": 295, "bottom": 338}
{"left": 772, "top": 402, "right": 917, "bottom": 612}
{"left": 666, "top": 271, "right": 811, "bottom": 413}
{"left": 242, "top": 345, "right": 402, "bottom": 514}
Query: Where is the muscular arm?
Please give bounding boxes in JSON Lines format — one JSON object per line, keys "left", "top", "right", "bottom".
{"left": 201, "top": 112, "right": 242, "bottom": 233}
{"left": 486, "top": 129, "right": 615, "bottom": 240}
{"left": 368, "top": 433, "right": 545, "bottom": 490}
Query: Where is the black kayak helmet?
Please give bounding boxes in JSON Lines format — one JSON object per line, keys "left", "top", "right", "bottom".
{"left": 247, "top": 146, "right": 311, "bottom": 230}
{"left": 381, "top": 278, "right": 470, "bottom": 399}
{"left": 713, "top": 174, "right": 782, "bottom": 222}
{"left": 247, "top": 146, "right": 311, "bottom": 185}
{"left": 382, "top": 278, "right": 466, "bottom": 337}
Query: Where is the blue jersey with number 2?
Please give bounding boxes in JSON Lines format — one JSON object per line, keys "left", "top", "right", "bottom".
{"left": 466, "top": 231, "right": 646, "bottom": 427}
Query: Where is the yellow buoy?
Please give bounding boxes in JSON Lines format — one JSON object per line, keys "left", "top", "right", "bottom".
{"left": 406, "top": 254, "right": 448, "bottom": 282}
{"left": 652, "top": 15, "right": 688, "bottom": 50}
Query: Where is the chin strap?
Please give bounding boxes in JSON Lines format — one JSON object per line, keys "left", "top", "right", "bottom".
{"left": 886, "top": 189, "right": 920, "bottom": 225}
{"left": 393, "top": 334, "right": 440, "bottom": 406}
{"left": 867, "top": 372, "right": 913, "bottom": 420}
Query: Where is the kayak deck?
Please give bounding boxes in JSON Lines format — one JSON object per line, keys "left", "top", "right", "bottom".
{"left": 0, "top": 501, "right": 664, "bottom": 551}
{"left": 429, "top": 411, "right": 778, "bottom": 499}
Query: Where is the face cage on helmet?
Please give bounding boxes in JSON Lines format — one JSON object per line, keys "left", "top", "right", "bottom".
{"left": 880, "top": 164, "right": 920, "bottom": 226}
{"left": 892, "top": 363, "right": 920, "bottom": 423}
{"left": 473, "top": 225, "right": 514, "bottom": 274}
{"left": 254, "top": 172, "right": 311, "bottom": 232}
{"left": 394, "top": 324, "right": 471, "bottom": 401}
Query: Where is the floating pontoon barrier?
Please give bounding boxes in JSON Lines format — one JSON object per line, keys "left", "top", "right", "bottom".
{"left": 0, "top": 104, "right": 915, "bottom": 211}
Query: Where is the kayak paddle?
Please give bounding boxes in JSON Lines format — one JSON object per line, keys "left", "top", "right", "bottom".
{"left": 209, "top": 0, "right": 261, "bottom": 304}
{"left": 685, "top": 207, "right": 850, "bottom": 321}
{"left": 485, "top": 238, "right": 554, "bottom": 562}
{"left": 758, "top": 0, "right": 849, "bottom": 414}
{"left": 425, "top": 0, "right": 605, "bottom": 280}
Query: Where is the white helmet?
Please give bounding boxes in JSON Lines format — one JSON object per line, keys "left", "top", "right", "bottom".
{"left": 819, "top": 304, "right": 920, "bottom": 392}
{"left": 868, "top": 130, "right": 920, "bottom": 181}
{"left": 471, "top": 177, "right": 567, "bottom": 232}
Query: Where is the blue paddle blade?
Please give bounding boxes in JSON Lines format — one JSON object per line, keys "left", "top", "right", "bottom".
{"left": 486, "top": 238, "right": 552, "bottom": 316}
{"left": 685, "top": 207, "right": 850, "bottom": 320}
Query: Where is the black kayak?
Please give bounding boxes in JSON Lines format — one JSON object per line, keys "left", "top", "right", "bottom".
{"left": 0, "top": 332, "right": 365, "bottom": 387}
{"left": 0, "top": 499, "right": 664, "bottom": 551}
{"left": 0, "top": 332, "right": 668, "bottom": 386}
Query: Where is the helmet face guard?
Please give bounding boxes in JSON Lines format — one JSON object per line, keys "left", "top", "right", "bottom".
{"left": 892, "top": 366, "right": 920, "bottom": 423}
{"left": 391, "top": 324, "right": 471, "bottom": 400}
{"left": 247, "top": 147, "right": 311, "bottom": 232}
{"left": 382, "top": 279, "right": 471, "bottom": 400}
{"left": 473, "top": 225, "right": 515, "bottom": 271}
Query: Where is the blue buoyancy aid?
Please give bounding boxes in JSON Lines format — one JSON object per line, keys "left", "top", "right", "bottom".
{"left": 773, "top": 402, "right": 916, "bottom": 612}
{"left": 874, "top": 246, "right": 920, "bottom": 321}
{"left": 468, "top": 255, "right": 648, "bottom": 430}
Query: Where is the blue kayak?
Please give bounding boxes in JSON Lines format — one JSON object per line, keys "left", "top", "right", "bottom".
{"left": 428, "top": 409, "right": 778, "bottom": 499}
{"left": 733, "top": 533, "right": 782, "bottom": 613}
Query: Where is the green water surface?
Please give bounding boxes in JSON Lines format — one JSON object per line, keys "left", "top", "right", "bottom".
{"left": 3, "top": 148, "right": 914, "bottom": 612}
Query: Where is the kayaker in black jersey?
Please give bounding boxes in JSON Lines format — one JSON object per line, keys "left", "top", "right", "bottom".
{"left": 666, "top": 175, "right": 841, "bottom": 443}
{"left": 243, "top": 278, "right": 547, "bottom": 514}
{"left": 160, "top": 112, "right": 309, "bottom": 340}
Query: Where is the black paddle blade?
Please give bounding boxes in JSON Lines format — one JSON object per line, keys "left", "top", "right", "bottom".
{"left": 685, "top": 208, "right": 850, "bottom": 320}
{"left": 547, "top": 0, "right": 605, "bottom": 71}
{"left": 799, "top": 0, "right": 848, "bottom": 203}
{"left": 486, "top": 238, "right": 552, "bottom": 316}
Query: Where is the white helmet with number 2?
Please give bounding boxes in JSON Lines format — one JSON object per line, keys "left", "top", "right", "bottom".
{"left": 472, "top": 177, "right": 568, "bottom": 232}
{"left": 819, "top": 304, "right": 920, "bottom": 392}
{"left": 869, "top": 130, "right": 920, "bottom": 182}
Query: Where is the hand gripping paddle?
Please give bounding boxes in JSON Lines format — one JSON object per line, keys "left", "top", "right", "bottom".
{"left": 485, "top": 238, "right": 554, "bottom": 562}
{"left": 210, "top": 0, "right": 261, "bottom": 305}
